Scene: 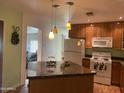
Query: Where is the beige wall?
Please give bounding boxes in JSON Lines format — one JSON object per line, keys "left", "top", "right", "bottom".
{"left": 0, "top": 5, "right": 67, "bottom": 91}
{"left": 0, "top": 6, "right": 22, "bottom": 92}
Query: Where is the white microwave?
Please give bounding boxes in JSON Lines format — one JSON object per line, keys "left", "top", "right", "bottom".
{"left": 92, "top": 37, "right": 112, "bottom": 48}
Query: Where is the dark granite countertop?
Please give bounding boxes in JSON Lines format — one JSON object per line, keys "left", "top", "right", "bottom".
{"left": 27, "top": 61, "right": 96, "bottom": 79}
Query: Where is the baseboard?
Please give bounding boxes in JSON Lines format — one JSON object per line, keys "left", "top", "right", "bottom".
{"left": 3, "top": 83, "right": 23, "bottom": 93}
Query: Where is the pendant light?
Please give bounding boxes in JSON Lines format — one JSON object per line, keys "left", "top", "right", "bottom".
{"left": 49, "top": 0, "right": 55, "bottom": 40}
{"left": 53, "top": 4, "right": 59, "bottom": 34}
{"left": 49, "top": 30, "right": 55, "bottom": 40}
{"left": 77, "top": 39, "right": 83, "bottom": 47}
{"left": 66, "top": 2, "right": 74, "bottom": 31}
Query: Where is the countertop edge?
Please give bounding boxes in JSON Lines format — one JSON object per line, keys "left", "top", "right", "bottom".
{"left": 27, "top": 72, "right": 96, "bottom": 80}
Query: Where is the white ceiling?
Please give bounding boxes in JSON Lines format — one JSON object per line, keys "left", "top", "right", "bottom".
{"left": 0, "top": 0, "right": 124, "bottom": 27}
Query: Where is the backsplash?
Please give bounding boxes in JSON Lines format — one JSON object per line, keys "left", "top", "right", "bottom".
{"left": 85, "top": 48, "right": 124, "bottom": 59}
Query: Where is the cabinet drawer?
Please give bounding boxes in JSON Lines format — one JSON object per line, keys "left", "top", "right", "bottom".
{"left": 111, "top": 61, "right": 121, "bottom": 86}
{"left": 120, "top": 64, "right": 124, "bottom": 93}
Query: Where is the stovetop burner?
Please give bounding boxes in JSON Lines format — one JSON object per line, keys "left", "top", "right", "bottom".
{"left": 91, "top": 52, "right": 112, "bottom": 63}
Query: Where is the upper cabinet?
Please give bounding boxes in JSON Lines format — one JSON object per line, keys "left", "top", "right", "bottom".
{"left": 112, "top": 23, "right": 123, "bottom": 49}
{"left": 122, "top": 26, "right": 124, "bottom": 49}
{"left": 69, "top": 22, "right": 124, "bottom": 49}
{"left": 85, "top": 25, "right": 94, "bottom": 48}
{"left": 69, "top": 24, "right": 86, "bottom": 39}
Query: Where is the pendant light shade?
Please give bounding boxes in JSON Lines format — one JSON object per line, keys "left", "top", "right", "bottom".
{"left": 77, "top": 41, "right": 81, "bottom": 46}
{"left": 66, "top": 21, "right": 71, "bottom": 30}
{"left": 66, "top": 2, "right": 74, "bottom": 31}
{"left": 53, "top": 4, "right": 59, "bottom": 34}
{"left": 49, "top": 30, "right": 54, "bottom": 40}
{"left": 53, "top": 26, "right": 59, "bottom": 34}
{"left": 48, "top": 0, "right": 55, "bottom": 40}
{"left": 77, "top": 39, "right": 83, "bottom": 46}
{"left": 48, "top": 0, "right": 60, "bottom": 40}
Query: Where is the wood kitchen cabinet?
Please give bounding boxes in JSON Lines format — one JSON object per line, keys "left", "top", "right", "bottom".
{"left": 122, "top": 28, "right": 124, "bottom": 49}
{"left": 120, "top": 63, "right": 124, "bottom": 93}
{"left": 85, "top": 25, "right": 94, "bottom": 48}
{"left": 112, "top": 23, "right": 123, "bottom": 49}
{"left": 82, "top": 58, "right": 90, "bottom": 69}
{"left": 69, "top": 24, "right": 86, "bottom": 39}
{"left": 93, "top": 23, "right": 113, "bottom": 37}
{"left": 69, "top": 22, "right": 124, "bottom": 49}
{"left": 111, "top": 61, "right": 121, "bottom": 86}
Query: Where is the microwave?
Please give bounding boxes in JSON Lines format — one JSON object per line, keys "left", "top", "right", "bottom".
{"left": 92, "top": 37, "right": 112, "bottom": 48}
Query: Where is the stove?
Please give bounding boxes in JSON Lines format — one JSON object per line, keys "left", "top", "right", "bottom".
{"left": 90, "top": 52, "right": 112, "bottom": 85}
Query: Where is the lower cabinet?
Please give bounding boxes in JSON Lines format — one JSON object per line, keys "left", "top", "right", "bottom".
{"left": 120, "top": 64, "right": 124, "bottom": 93}
{"left": 111, "top": 61, "right": 121, "bottom": 86}
{"left": 82, "top": 58, "right": 90, "bottom": 69}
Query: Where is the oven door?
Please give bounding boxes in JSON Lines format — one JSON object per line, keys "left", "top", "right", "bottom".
{"left": 90, "top": 61, "right": 112, "bottom": 85}
{"left": 90, "top": 60, "right": 112, "bottom": 78}
{"left": 96, "top": 62, "right": 112, "bottom": 78}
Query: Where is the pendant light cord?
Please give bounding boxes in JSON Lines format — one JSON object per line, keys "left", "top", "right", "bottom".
{"left": 51, "top": 0, "right": 54, "bottom": 31}
{"left": 66, "top": 2, "right": 74, "bottom": 22}
{"left": 68, "top": 4, "right": 71, "bottom": 22}
{"left": 53, "top": 4, "right": 59, "bottom": 27}
{"left": 54, "top": 6, "right": 56, "bottom": 26}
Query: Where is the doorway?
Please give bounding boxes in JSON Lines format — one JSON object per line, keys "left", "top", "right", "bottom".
{"left": 0, "top": 20, "right": 3, "bottom": 93}
{"left": 26, "top": 26, "right": 41, "bottom": 63}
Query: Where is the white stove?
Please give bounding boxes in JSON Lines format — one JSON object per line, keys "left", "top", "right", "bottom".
{"left": 90, "top": 52, "right": 112, "bottom": 85}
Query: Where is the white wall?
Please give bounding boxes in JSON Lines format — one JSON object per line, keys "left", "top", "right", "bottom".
{"left": 21, "top": 12, "right": 68, "bottom": 85}
{"left": 42, "top": 26, "right": 67, "bottom": 61}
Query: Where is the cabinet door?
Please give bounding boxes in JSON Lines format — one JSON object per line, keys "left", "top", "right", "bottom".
{"left": 69, "top": 24, "right": 86, "bottom": 39}
{"left": 112, "top": 23, "right": 123, "bottom": 49}
{"left": 111, "top": 61, "right": 121, "bottom": 86}
{"left": 122, "top": 26, "right": 124, "bottom": 49}
{"left": 82, "top": 58, "right": 90, "bottom": 69}
{"left": 85, "top": 25, "right": 94, "bottom": 48}
{"left": 120, "top": 64, "right": 124, "bottom": 93}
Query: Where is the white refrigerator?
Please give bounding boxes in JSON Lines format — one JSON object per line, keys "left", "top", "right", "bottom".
{"left": 64, "top": 39, "right": 85, "bottom": 66}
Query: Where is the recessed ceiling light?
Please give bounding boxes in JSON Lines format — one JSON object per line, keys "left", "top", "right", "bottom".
{"left": 119, "top": 17, "right": 123, "bottom": 20}
{"left": 88, "top": 19, "right": 90, "bottom": 22}
{"left": 90, "top": 24, "right": 94, "bottom": 27}
{"left": 117, "top": 22, "right": 120, "bottom": 24}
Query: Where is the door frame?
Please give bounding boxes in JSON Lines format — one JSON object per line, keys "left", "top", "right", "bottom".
{"left": 0, "top": 20, "right": 3, "bottom": 93}
{"left": 21, "top": 25, "right": 42, "bottom": 85}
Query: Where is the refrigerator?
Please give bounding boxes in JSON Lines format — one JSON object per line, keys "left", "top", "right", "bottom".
{"left": 64, "top": 39, "right": 85, "bottom": 66}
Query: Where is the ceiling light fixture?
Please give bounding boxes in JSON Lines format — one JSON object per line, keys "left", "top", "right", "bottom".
{"left": 49, "top": 0, "right": 55, "bottom": 40}
{"left": 49, "top": 30, "right": 54, "bottom": 40}
{"left": 52, "top": 4, "right": 60, "bottom": 34}
{"left": 86, "top": 12, "right": 93, "bottom": 23}
{"left": 88, "top": 19, "right": 90, "bottom": 22}
{"left": 119, "top": 17, "right": 123, "bottom": 20}
{"left": 90, "top": 24, "right": 94, "bottom": 27}
{"left": 117, "top": 22, "right": 120, "bottom": 25}
{"left": 66, "top": 2, "right": 74, "bottom": 31}
{"left": 77, "top": 39, "right": 83, "bottom": 47}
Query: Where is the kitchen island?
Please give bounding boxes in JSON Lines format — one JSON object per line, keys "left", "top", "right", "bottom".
{"left": 27, "top": 61, "right": 96, "bottom": 93}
